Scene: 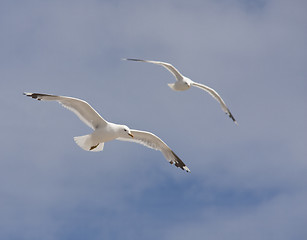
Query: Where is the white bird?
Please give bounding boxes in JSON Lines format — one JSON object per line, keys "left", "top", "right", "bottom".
{"left": 124, "top": 58, "right": 237, "bottom": 124}
{"left": 24, "top": 92, "right": 190, "bottom": 172}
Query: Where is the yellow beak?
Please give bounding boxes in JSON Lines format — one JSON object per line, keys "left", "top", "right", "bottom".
{"left": 128, "top": 133, "right": 134, "bottom": 138}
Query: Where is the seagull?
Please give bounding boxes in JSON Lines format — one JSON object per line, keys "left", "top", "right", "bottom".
{"left": 123, "top": 58, "right": 237, "bottom": 124}
{"left": 24, "top": 92, "right": 190, "bottom": 172}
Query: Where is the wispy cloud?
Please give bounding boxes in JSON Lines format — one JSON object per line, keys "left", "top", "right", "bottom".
{"left": 0, "top": 0, "right": 306, "bottom": 239}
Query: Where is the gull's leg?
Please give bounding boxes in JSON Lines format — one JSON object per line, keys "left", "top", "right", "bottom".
{"left": 90, "top": 143, "right": 99, "bottom": 151}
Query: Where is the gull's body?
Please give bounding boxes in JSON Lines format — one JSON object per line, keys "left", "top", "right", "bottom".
{"left": 24, "top": 93, "right": 190, "bottom": 172}
{"left": 124, "top": 58, "right": 237, "bottom": 124}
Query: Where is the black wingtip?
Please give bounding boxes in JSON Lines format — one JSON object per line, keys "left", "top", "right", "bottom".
{"left": 227, "top": 109, "right": 238, "bottom": 125}
{"left": 23, "top": 92, "right": 40, "bottom": 100}
{"left": 23, "top": 92, "right": 55, "bottom": 101}
{"left": 123, "top": 58, "right": 145, "bottom": 62}
{"left": 23, "top": 92, "right": 37, "bottom": 99}
{"left": 171, "top": 150, "right": 191, "bottom": 173}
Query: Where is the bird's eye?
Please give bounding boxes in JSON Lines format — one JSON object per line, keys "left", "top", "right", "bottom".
{"left": 124, "top": 129, "right": 127, "bottom": 132}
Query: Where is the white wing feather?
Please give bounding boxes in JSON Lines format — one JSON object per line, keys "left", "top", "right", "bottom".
{"left": 124, "top": 58, "right": 184, "bottom": 81}
{"left": 117, "top": 129, "right": 190, "bottom": 172}
{"left": 23, "top": 93, "right": 108, "bottom": 129}
{"left": 190, "top": 83, "right": 237, "bottom": 124}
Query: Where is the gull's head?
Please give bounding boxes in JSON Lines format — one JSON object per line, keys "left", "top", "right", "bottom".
{"left": 182, "top": 78, "right": 192, "bottom": 89}
{"left": 122, "top": 125, "right": 134, "bottom": 138}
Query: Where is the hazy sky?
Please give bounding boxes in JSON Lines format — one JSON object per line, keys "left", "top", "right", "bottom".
{"left": 1, "top": 0, "right": 307, "bottom": 239}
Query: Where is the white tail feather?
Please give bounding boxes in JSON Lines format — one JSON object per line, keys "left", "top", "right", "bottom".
{"left": 74, "top": 134, "right": 104, "bottom": 152}
{"left": 167, "top": 83, "right": 176, "bottom": 90}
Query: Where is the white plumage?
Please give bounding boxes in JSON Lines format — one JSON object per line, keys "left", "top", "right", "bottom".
{"left": 124, "top": 58, "right": 237, "bottom": 124}
{"left": 24, "top": 92, "right": 190, "bottom": 172}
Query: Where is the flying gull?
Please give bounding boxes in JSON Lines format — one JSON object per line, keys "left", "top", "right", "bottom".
{"left": 123, "top": 58, "right": 237, "bottom": 124}
{"left": 24, "top": 92, "right": 190, "bottom": 172}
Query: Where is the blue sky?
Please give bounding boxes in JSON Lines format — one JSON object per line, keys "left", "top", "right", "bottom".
{"left": 1, "top": 0, "right": 306, "bottom": 239}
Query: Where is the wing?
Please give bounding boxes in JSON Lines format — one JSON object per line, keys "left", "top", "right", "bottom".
{"left": 24, "top": 92, "right": 108, "bottom": 129}
{"left": 117, "top": 129, "right": 190, "bottom": 172}
{"left": 124, "top": 58, "right": 184, "bottom": 81}
{"left": 190, "top": 82, "right": 237, "bottom": 124}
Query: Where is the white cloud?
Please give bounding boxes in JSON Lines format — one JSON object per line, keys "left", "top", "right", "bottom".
{"left": 0, "top": 0, "right": 306, "bottom": 239}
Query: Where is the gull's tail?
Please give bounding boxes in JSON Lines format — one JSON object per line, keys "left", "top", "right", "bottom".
{"left": 167, "top": 83, "right": 176, "bottom": 91}
{"left": 74, "top": 134, "right": 104, "bottom": 152}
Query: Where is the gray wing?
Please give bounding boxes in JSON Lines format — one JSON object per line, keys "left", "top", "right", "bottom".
{"left": 124, "top": 58, "right": 184, "bottom": 81}
{"left": 117, "top": 129, "right": 190, "bottom": 172}
{"left": 190, "top": 82, "right": 237, "bottom": 124}
{"left": 24, "top": 92, "right": 108, "bottom": 129}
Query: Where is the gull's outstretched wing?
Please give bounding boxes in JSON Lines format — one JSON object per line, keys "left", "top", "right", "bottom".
{"left": 190, "top": 82, "right": 237, "bottom": 124}
{"left": 123, "top": 58, "right": 184, "bottom": 81}
{"left": 24, "top": 93, "right": 108, "bottom": 129}
{"left": 117, "top": 129, "right": 190, "bottom": 172}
